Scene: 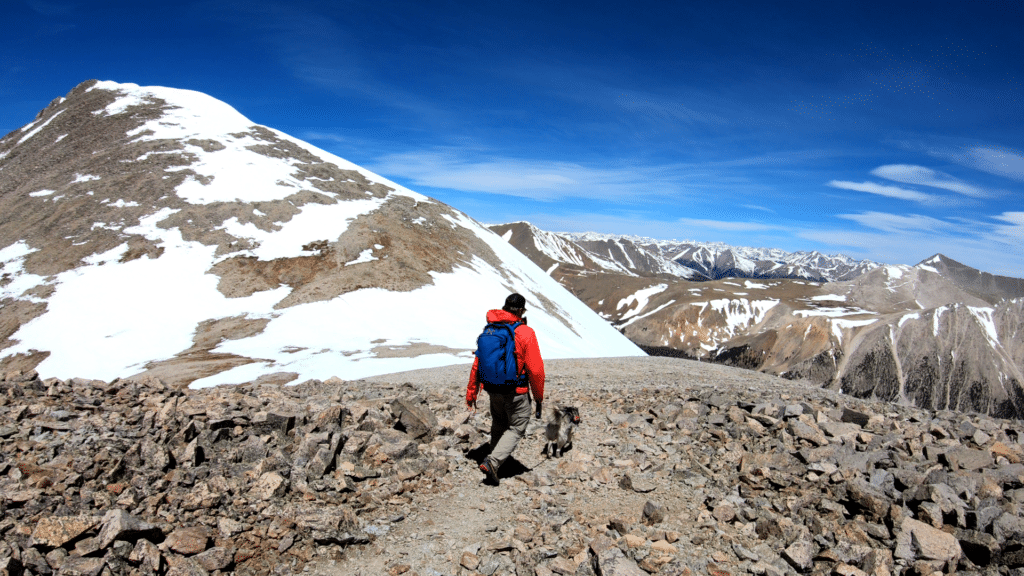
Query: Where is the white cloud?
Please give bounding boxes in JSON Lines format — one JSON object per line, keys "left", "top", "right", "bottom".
{"left": 988, "top": 212, "right": 1024, "bottom": 246}
{"left": 953, "top": 146, "right": 1024, "bottom": 181}
{"left": 827, "top": 180, "right": 936, "bottom": 203}
{"left": 370, "top": 150, "right": 687, "bottom": 201}
{"left": 870, "top": 164, "right": 989, "bottom": 198}
{"left": 836, "top": 211, "right": 954, "bottom": 233}
{"left": 676, "top": 218, "right": 786, "bottom": 232}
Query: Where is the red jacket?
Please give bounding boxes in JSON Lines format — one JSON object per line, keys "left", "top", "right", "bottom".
{"left": 467, "top": 309, "right": 545, "bottom": 404}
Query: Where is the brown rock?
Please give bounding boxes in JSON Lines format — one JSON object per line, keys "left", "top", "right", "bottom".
{"left": 193, "top": 547, "right": 234, "bottom": 572}
{"left": 249, "top": 471, "right": 287, "bottom": 500}
{"left": 391, "top": 396, "right": 437, "bottom": 439}
{"left": 790, "top": 420, "right": 829, "bottom": 446}
{"left": 989, "top": 441, "right": 1021, "bottom": 464}
{"left": 712, "top": 503, "right": 736, "bottom": 523}
{"left": 164, "top": 527, "right": 212, "bottom": 555}
{"left": 31, "top": 515, "right": 101, "bottom": 548}
{"left": 460, "top": 551, "right": 480, "bottom": 571}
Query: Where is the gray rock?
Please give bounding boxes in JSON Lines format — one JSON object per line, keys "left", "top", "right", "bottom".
{"left": 782, "top": 541, "right": 814, "bottom": 571}
{"left": 54, "top": 556, "right": 105, "bottom": 576}
{"left": 97, "top": 509, "right": 160, "bottom": 549}
{"left": 594, "top": 546, "right": 646, "bottom": 576}
{"left": 894, "top": 518, "right": 962, "bottom": 565}
{"left": 642, "top": 501, "right": 666, "bottom": 525}
{"left": 391, "top": 396, "right": 438, "bottom": 439}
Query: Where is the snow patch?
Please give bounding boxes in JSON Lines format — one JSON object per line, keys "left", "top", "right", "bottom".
{"left": 18, "top": 110, "right": 65, "bottom": 145}
{"left": 73, "top": 174, "right": 101, "bottom": 183}
{"left": 501, "top": 229, "right": 513, "bottom": 242}
{"left": 617, "top": 284, "right": 669, "bottom": 320}
{"left": 967, "top": 306, "right": 1001, "bottom": 347}
{"left": 345, "top": 249, "right": 378, "bottom": 266}
{"left": 218, "top": 197, "right": 384, "bottom": 260}
{"left": 29, "top": 190, "right": 56, "bottom": 197}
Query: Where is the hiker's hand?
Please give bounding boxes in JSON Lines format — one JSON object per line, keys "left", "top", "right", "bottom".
{"left": 534, "top": 401, "right": 542, "bottom": 419}
{"left": 466, "top": 400, "right": 476, "bottom": 413}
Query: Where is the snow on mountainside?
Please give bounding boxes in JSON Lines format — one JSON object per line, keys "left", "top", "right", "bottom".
{"left": 0, "top": 80, "right": 643, "bottom": 386}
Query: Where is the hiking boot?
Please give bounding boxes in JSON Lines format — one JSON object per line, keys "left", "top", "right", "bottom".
{"left": 480, "top": 458, "right": 499, "bottom": 485}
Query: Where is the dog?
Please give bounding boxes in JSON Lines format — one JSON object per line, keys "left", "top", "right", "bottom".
{"left": 544, "top": 406, "right": 580, "bottom": 458}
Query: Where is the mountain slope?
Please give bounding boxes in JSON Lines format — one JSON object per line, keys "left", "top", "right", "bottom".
{"left": 917, "top": 253, "right": 1024, "bottom": 303}
{"left": 0, "top": 80, "right": 643, "bottom": 386}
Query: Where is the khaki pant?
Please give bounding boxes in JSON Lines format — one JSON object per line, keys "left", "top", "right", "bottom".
{"left": 487, "top": 391, "right": 531, "bottom": 469}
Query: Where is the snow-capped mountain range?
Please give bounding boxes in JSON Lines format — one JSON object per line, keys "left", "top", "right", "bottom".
{"left": 0, "top": 81, "right": 643, "bottom": 386}
{"left": 493, "top": 221, "right": 1024, "bottom": 419}
{"left": 561, "top": 230, "right": 881, "bottom": 282}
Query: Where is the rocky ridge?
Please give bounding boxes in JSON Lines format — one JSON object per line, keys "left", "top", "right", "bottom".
{"left": 2, "top": 357, "right": 1023, "bottom": 576}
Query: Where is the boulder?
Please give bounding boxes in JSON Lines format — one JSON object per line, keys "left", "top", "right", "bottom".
{"left": 894, "top": 518, "right": 962, "bottom": 565}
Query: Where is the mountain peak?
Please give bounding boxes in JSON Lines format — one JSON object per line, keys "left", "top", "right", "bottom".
{"left": 0, "top": 81, "right": 643, "bottom": 384}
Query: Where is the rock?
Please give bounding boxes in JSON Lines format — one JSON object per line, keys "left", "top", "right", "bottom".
{"left": 846, "top": 479, "right": 892, "bottom": 521}
{"left": 941, "top": 447, "right": 993, "bottom": 471}
{"left": 651, "top": 540, "right": 677, "bottom": 554}
{"left": 391, "top": 396, "right": 438, "bottom": 439}
{"left": 713, "top": 503, "right": 736, "bottom": 523}
{"left": 460, "top": 552, "right": 480, "bottom": 571}
{"left": 164, "top": 526, "right": 211, "bottom": 555}
{"left": 990, "top": 441, "right": 1022, "bottom": 463}
{"left": 840, "top": 408, "right": 870, "bottom": 427}
{"left": 783, "top": 540, "right": 814, "bottom": 571}
{"left": 623, "top": 534, "right": 646, "bottom": 548}
{"left": 860, "top": 549, "right": 893, "bottom": 576}
{"left": 594, "top": 545, "right": 646, "bottom": 576}
{"left": 643, "top": 501, "right": 666, "bottom": 525}
{"left": 832, "top": 564, "right": 868, "bottom": 576}
{"left": 97, "top": 509, "right": 160, "bottom": 549}
{"left": 30, "top": 515, "right": 101, "bottom": 548}
{"left": 249, "top": 472, "right": 288, "bottom": 500}
{"left": 53, "top": 557, "right": 105, "bottom": 576}
{"left": 894, "top": 518, "right": 962, "bottom": 565}
{"left": 790, "top": 420, "right": 828, "bottom": 446}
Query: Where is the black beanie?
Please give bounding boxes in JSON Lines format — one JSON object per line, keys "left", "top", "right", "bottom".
{"left": 504, "top": 293, "right": 526, "bottom": 310}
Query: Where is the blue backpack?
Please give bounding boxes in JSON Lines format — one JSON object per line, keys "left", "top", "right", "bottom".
{"left": 475, "top": 321, "right": 526, "bottom": 387}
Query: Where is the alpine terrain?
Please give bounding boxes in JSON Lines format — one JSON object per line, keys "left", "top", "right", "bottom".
{"left": 492, "top": 222, "right": 1024, "bottom": 421}
{"left": 0, "top": 81, "right": 643, "bottom": 387}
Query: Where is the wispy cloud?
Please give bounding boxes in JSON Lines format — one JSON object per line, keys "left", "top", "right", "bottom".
{"left": 827, "top": 180, "right": 937, "bottom": 203}
{"left": 613, "top": 90, "right": 730, "bottom": 125}
{"left": 836, "top": 211, "right": 955, "bottom": 233}
{"left": 870, "top": 164, "right": 990, "bottom": 198}
{"left": 743, "top": 204, "right": 775, "bottom": 213}
{"left": 949, "top": 146, "right": 1024, "bottom": 181}
{"left": 803, "top": 210, "right": 1024, "bottom": 276}
{"left": 675, "top": 218, "right": 786, "bottom": 232}
{"left": 369, "top": 149, "right": 695, "bottom": 202}
{"left": 988, "top": 211, "right": 1024, "bottom": 245}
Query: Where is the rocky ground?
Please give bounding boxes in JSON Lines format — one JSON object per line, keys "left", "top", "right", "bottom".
{"left": 1, "top": 357, "right": 1022, "bottom": 576}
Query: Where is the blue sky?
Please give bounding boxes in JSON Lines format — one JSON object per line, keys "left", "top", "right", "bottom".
{"left": 4, "top": 1, "right": 1024, "bottom": 276}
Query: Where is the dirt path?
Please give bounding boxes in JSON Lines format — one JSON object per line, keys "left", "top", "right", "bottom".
{"left": 313, "top": 356, "right": 828, "bottom": 576}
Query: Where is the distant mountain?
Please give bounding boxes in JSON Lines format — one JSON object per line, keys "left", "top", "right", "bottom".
{"left": 0, "top": 81, "right": 643, "bottom": 385}
{"left": 560, "top": 231, "right": 880, "bottom": 282}
{"left": 916, "top": 254, "right": 1024, "bottom": 304}
{"left": 495, "top": 222, "right": 1024, "bottom": 419}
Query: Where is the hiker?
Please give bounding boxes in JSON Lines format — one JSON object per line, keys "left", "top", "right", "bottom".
{"left": 466, "top": 293, "right": 545, "bottom": 485}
